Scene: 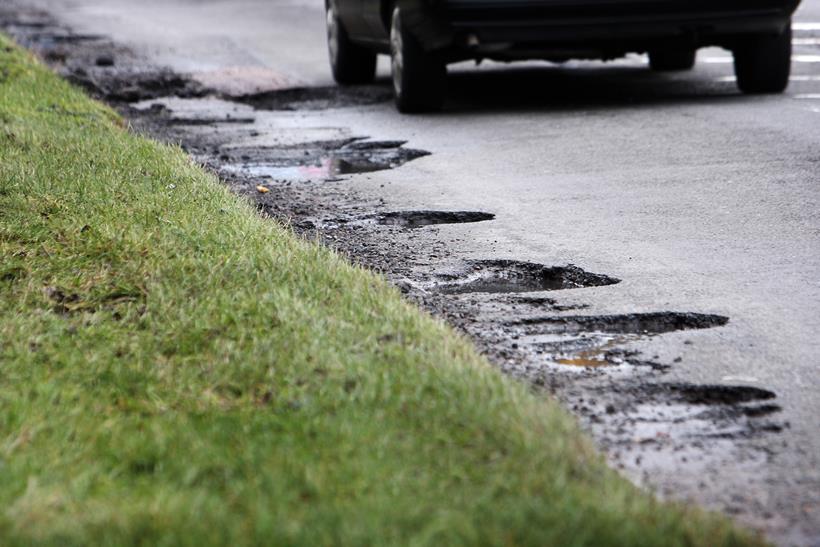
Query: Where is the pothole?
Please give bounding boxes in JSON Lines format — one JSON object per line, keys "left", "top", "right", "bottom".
{"left": 366, "top": 211, "right": 495, "bottom": 228}
{"left": 69, "top": 69, "right": 208, "bottom": 103}
{"left": 511, "top": 313, "right": 728, "bottom": 369}
{"left": 219, "top": 139, "right": 429, "bottom": 181}
{"left": 587, "top": 382, "right": 784, "bottom": 442}
{"left": 663, "top": 383, "right": 775, "bottom": 405}
{"left": 235, "top": 85, "right": 392, "bottom": 111}
{"left": 430, "top": 260, "right": 620, "bottom": 295}
{"left": 27, "top": 32, "right": 104, "bottom": 45}
{"left": 166, "top": 115, "right": 255, "bottom": 126}
{"left": 626, "top": 383, "right": 784, "bottom": 438}
{"left": 512, "top": 312, "right": 729, "bottom": 335}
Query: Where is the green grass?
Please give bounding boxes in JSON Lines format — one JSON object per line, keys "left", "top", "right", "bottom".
{"left": 0, "top": 35, "right": 763, "bottom": 546}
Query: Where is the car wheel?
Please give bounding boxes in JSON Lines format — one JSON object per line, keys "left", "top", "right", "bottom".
{"left": 326, "top": 0, "right": 376, "bottom": 85}
{"left": 649, "top": 47, "right": 696, "bottom": 71}
{"left": 390, "top": 6, "right": 446, "bottom": 113}
{"left": 733, "top": 23, "right": 791, "bottom": 94}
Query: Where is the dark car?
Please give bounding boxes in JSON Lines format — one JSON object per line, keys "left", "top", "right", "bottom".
{"left": 325, "top": 0, "right": 801, "bottom": 112}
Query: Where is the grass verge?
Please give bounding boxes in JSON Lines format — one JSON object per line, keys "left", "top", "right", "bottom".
{"left": 0, "top": 34, "right": 763, "bottom": 546}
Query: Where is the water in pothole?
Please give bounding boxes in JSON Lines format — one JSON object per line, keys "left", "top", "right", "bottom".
{"left": 221, "top": 140, "right": 430, "bottom": 182}
{"left": 224, "top": 155, "right": 399, "bottom": 181}
{"left": 552, "top": 336, "right": 638, "bottom": 367}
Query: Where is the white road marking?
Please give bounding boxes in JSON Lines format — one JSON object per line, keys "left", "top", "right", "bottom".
{"left": 704, "top": 55, "right": 820, "bottom": 63}
{"left": 793, "top": 37, "right": 820, "bottom": 45}
{"left": 792, "top": 93, "right": 820, "bottom": 99}
{"left": 793, "top": 22, "right": 820, "bottom": 31}
{"left": 716, "top": 75, "right": 820, "bottom": 82}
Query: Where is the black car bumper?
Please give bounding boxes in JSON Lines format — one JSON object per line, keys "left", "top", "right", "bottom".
{"left": 414, "top": 0, "right": 799, "bottom": 57}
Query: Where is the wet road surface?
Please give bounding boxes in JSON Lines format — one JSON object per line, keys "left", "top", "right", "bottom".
{"left": 6, "top": 0, "right": 820, "bottom": 544}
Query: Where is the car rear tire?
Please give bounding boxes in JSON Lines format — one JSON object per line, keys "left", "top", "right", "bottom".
{"left": 326, "top": 0, "right": 377, "bottom": 85}
{"left": 649, "top": 48, "right": 696, "bottom": 71}
{"left": 390, "top": 7, "right": 446, "bottom": 113}
{"left": 733, "top": 23, "right": 791, "bottom": 94}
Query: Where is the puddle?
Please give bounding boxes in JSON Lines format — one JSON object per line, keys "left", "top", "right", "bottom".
{"left": 235, "top": 85, "right": 392, "bottom": 111}
{"left": 220, "top": 139, "right": 429, "bottom": 181}
{"left": 550, "top": 336, "right": 644, "bottom": 367}
{"left": 556, "top": 352, "right": 614, "bottom": 368}
{"left": 512, "top": 312, "right": 728, "bottom": 335}
{"left": 431, "top": 260, "right": 620, "bottom": 294}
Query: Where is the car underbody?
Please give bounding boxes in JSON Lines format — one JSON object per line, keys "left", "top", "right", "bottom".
{"left": 369, "top": 0, "right": 800, "bottom": 62}
{"left": 328, "top": 0, "right": 802, "bottom": 111}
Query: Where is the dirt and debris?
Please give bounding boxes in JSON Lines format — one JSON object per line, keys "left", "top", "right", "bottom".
{"left": 2, "top": 8, "right": 809, "bottom": 543}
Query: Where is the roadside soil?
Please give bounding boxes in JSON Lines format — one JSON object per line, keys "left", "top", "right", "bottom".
{"left": 2, "top": 5, "right": 815, "bottom": 544}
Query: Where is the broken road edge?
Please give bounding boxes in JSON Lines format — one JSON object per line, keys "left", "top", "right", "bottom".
{"left": 0, "top": 34, "right": 767, "bottom": 546}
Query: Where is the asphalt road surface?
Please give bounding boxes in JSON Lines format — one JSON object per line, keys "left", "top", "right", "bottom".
{"left": 15, "top": 0, "right": 820, "bottom": 544}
